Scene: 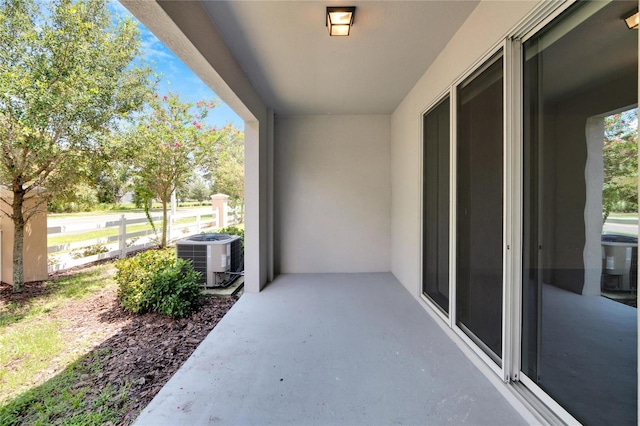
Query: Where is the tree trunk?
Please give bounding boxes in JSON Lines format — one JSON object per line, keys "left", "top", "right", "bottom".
{"left": 12, "top": 186, "right": 25, "bottom": 292}
{"left": 161, "top": 197, "right": 168, "bottom": 248}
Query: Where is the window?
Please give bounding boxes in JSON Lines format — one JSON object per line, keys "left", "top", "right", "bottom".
{"left": 422, "top": 97, "right": 450, "bottom": 314}
{"left": 456, "top": 53, "right": 504, "bottom": 363}
{"left": 420, "top": 1, "right": 637, "bottom": 422}
{"left": 522, "top": 1, "right": 638, "bottom": 423}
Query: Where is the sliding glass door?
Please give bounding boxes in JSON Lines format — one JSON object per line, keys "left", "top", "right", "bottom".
{"left": 421, "top": 2, "right": 637, "bottom": 422}
{"left": 456, "top": 53, "right": 504, "bottom": 363}
{"left": 422, "top": 97, "right": 450, "bottom": 314}
{"left": 522, "top": 1, "right": 638, "bottom": 424}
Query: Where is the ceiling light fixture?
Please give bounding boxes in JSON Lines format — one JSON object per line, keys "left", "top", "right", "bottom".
{"left": 622, "top": 9, "right": 639, "bottom": 29}
{"left": 327, "top": 6, "right": 355, "bottom": 36}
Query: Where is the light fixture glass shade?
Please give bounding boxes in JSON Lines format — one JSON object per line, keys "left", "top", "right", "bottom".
{"left": 327, "top": 7, "right": 355, "bottom": 36}
{"left": 622, "top": 10, "right": 639, "bottom": 29}
{"left": 330, "top": 24, "right": 350, "bottom": 36}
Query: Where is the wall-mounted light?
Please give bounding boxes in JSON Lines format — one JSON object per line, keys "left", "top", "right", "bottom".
{"left": 622, "top": 9, "right": 639, "bottom": 29}
{"left": 326, "top": 7, "right": 355, "bottom": 36}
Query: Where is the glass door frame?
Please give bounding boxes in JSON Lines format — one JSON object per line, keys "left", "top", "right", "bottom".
{"left": 419, "top": 41, "right": 510, "bottom": 379}
{"left": 451, "top": 43, "right": 507, "bottom": 378}
{"left": 419, "top": 0, "right": 585, "bottom": 422}
{"left": 419, "top": 90, "right": 453, "bottom": 324}
{"left": 507, "top": 1, "right": 602, "bottom": 423}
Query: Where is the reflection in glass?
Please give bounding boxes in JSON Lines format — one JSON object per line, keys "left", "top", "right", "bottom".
{"left": 522, "top": 1, "right": 638, "bottom": 424}
{"left": 456, "top": 55, "right": 503, "bottom": 362}
{"left": 423, "top": 97, "right": 450, "bottom": 314}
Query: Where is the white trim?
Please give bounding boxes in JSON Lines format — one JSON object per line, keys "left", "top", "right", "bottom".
{"left": 267, "top": 109, "right": 275, "bottom": 282}
{"left": 419, "top": 88, "right": 452, "bottom": 118}
{"left": 452, "top": 42, "right": 504, "bottom": 93}
{"left": 502, "top": 37, "right": 512, "bottom": 383}
{"left": 419, "top": 90, "right": 452, "bottom": 320}
{"left": 416, "top": 105, "right": 425, "bottom": 303}
{"left": 449, "top": 84, "right": 457, "bottom": 331}
{"left": 418, "top": 97, "right": 425, "bottom": 305}
{"left": 509, "top": 381, "right": 569, "bottom": 426}
{"left": 420, "top": 294, "right": 449, "bottom": 323}
{"left": 504, "top": 36, "right": 524, "bottom": 383}
{"left": 519, "top": 374, "right": 581, "bottom": 425}
{"left": 452, "top": 46, "right": 506, "bottom": 377}
{"left": 512, "top": 0, "right": 571, "bottom": 42}
{"left": 452, "top": 323, "right": 504, "bottom": 377}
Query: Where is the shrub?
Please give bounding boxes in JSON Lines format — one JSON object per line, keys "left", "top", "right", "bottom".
{"left": 70, "top": 243, "right": 109, "bottom": 259}
{"left": 114, "top": 249, "right": 202, "bottom": 318}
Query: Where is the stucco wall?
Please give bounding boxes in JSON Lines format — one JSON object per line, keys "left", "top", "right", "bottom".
{"left": 274, "top": 115, "right": 391, "bottom": 273}
{"left": 0, "top": 190, "right": 48, "bottom": 284}
{"left": 390, "top": 1, "right": 540, "bottom": 295}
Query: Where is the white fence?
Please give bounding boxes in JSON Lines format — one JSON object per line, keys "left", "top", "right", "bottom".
{"left": 47, "top": 208, "right": 242, "bottom": 273}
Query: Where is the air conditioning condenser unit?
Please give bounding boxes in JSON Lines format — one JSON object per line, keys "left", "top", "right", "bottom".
{"left": 176, "top": 233, "right": 242, "bottom": 288}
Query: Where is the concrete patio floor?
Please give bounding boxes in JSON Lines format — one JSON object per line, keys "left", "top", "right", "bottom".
{"left": 134, "top": 273, "right": 529, "bottom": 425}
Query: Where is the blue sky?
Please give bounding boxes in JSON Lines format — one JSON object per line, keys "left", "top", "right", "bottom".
{"left": 108, "top": 1, "right": 242, "bottom": 129}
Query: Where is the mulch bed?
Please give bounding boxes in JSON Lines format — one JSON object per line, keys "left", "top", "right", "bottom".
{"left": 93, "top": 291, "right": 239, "bottom": 424}
{"left": 1, "top": 274, "right": 239, "bottom": 425}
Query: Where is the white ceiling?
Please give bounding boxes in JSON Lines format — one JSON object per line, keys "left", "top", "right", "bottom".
{"left": 201, "top": 1, "right": 479, "bottom": 116}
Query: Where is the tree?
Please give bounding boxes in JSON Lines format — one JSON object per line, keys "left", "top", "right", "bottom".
{"left": 129, "top": 93, "right": 215, "bottom": 248}
{"left": 92, "top": 165, "right": 130, "bottom": 205}
{"left": 48, "top": 182, "right": 99, "bottom": 213}
{"left": 0, "top": 0, "right": 152, "bottom": 291}
{"left": 185, "top": 176, "right": 210, "bottom": 202}
{"left": 603, "top": 109, "right": 638, "bottom": 221}
{"left": 199, "top": 124, "right": 244, "bottom": 204}
{"left": 90, "top": 152, "right": 133, "bottom": 205}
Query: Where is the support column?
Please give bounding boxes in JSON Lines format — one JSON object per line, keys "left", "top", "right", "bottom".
{"left": 211, "top": 193, "right": 230, "bottom": 228}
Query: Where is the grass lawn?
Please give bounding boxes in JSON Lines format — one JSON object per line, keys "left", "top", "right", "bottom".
{"left": 0, "top": 257, "right": 240, "bottom": 425}
{"left": 0, "top": 265, "right": 113, "bottom": 329}
{"left": 0, "top": 348, "right": 128, "bottom": 426}
{"left": 0, "top": 264, "right": 124, "bottom": 423}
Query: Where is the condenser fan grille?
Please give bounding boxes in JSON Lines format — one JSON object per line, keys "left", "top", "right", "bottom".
{"left": 177, "top": 244, "right": 208, "bottom": 284}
